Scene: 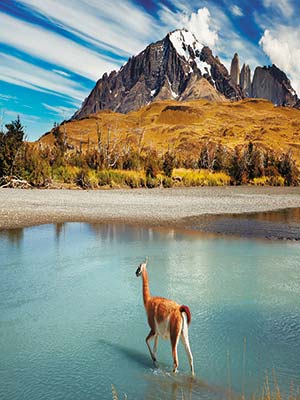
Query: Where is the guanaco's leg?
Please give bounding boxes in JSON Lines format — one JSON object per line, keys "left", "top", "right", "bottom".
{"left": 181, "top": 314, "right": 194, "bottom": 376}
{"left": 170, "top": 319, "right": 181, "bottom": 373}
{"left": 153, "top": 334, "right": 159, "bottom": 360}
{"left": 146, "top": 330, "right": 157, "bottom": 363}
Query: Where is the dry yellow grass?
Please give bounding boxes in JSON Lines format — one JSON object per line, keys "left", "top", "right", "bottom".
{"left": 39, "top": 98, "right": 300, "bottom": 161}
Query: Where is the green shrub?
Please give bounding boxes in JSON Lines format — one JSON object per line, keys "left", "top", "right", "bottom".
{"left": 253, "top": 176, "right": 284, "bottom": 186}
{"left": 76, "top": 167, "right": 92, "bottom": 189}
{"left": 97, "top": 170, "right": 146, "bottom": 188}
{"left": 162, "top": 176, "right": 173, "bottom": 188}
{"left": 52, "top": 165, "right": 78, "bottom": 183}
{"left": 172, "top": 169, "right": 230, "bottom": 186}
{"left": 146, "top": 176, "right": 160, "bottom": 188}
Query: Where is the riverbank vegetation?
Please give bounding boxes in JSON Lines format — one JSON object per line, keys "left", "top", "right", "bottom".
{"left": 0, "top": 116, "right": 299, "bottom": 189}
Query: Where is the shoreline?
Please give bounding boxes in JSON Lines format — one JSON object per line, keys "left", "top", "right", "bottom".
{"left": 1, "top": 186, "right": 300, "bottom": 239}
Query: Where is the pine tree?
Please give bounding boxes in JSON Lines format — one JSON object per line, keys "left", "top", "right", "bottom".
{"left": 0, "top": 116, "right": 25, "bottom": 176}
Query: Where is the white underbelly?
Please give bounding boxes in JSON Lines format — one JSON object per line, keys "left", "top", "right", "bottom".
{"left": 155, "top": 317, "right": 170, "bottom": 339}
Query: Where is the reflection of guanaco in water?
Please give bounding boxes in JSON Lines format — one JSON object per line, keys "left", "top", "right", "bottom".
{"left": 136, "top": 260, "right": 194, "bottom": 376}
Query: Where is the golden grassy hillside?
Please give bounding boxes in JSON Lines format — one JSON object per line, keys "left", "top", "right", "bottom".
{"left": 39, "top": 98, "right": 300, "bottom": 161}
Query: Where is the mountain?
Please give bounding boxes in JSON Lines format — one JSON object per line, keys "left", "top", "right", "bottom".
{"left": 73, "top": 29, "right": 241, "bottom": 119}
{"left": 252, "top": 65, "right": 298, "bottom": 106}
{"left": 73, "top": 29, "right": 298, "bottom": 120}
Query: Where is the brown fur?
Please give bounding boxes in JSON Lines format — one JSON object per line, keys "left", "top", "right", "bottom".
{"left": 138, "top": 263, "right": 194, "bottom": 374}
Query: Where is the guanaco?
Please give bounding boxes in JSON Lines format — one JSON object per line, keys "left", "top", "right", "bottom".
{"left": 136, "top": 260, "right": 194, "bottom": 375}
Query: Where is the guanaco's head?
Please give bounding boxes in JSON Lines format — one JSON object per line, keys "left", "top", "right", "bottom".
{"left": 135, "top": 259, "right": 148, "bottom": 277}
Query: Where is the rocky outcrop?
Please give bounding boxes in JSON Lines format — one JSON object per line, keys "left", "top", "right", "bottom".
{"left": 179, "top": 75, "right": 226, "bottom": 102}
{"left": 252, "top": 64, "right": 297, "bottom": 106}
{"left": 230, "top": 53, "right": 240, "bottom": 85}
{"left": 240, "top": 64, "right": 251, "bottom": 96}
{"left": 200, "top": 47, "right": 244, "bottom": 100}
{"left": 294, "top": 99, "right": 300, "bottom": 109}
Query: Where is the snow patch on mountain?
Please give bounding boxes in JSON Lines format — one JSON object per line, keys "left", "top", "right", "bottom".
{"left": 169, "top": 29, "right": 210, "bottom": 76}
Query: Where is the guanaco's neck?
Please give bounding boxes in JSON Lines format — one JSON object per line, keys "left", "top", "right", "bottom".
{"left": 141, "top": 268, "right": 151, "bottom": 306}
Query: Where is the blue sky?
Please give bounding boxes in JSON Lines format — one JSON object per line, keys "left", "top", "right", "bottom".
{"left": 0, "top": 0, "right": 299, "bottom": 140}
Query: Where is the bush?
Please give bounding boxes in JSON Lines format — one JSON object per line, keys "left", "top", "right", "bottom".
{"left": 76, "top": 167, "right": 92, "bottom": 189}
{"left": 252, "top": 176, "right": 284, "bottom": 186}
{"left": 24, "top": 148, "right": 51, "bottom": 187}
{"left": 162, "top": 176, "right": 173, "bottom": 188}
{"left": 52, "top": 165, "right": 78, "bottom": 183}
{"left": 146, "top": 176, "right": 160, "bottom": 188}
{"left": 98, "top": 170, "right": 112, "bottom": 186}
{"left": 123, "top": 171, "right": 146, "bottom": 188}
{"left": 97, "top": 170, "right": 146, "bottom": 188}
{"left": 173, "top": 169, "right": 230, "bottom": 186}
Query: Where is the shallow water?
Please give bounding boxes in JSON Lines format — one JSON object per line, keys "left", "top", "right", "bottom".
{"left": 1, "top": 223, "right": 300, "bottom": 399}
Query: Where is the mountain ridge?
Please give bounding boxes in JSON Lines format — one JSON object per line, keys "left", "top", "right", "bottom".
{"left": 72, "top": 29, "right": 298, "bottom": 120}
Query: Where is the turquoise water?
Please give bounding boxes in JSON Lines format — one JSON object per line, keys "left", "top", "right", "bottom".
{"left": 1, "top": 223, "right": 300, "bottom": 399}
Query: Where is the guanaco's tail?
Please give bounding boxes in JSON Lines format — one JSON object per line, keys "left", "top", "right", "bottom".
{"left": 180, "top": 305, "right": 191, "bottom": 325}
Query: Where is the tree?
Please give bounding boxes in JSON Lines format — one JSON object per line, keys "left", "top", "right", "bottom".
{"left": 0, "top": 116, "right": 25, "bottom": 176}
{"left": 198, "top": 143, "right": 210, "bottom": 169}
{"left": 211, "top": 142, "right": 226, "bottom": 172}
{"left": 52, "top": 124, "right": 67, "bottom": 166}
{"left": 279, "top": 150, "right": 299, "bottom": 186}
{"left": 243, "top": 142, "right": 264, "bottom": 181}
{"left": 162, "top": 152, "right": 175, "bottom": 177}
{"left": 144, "top": 150, "right": 160, "bottom": 178}
{"left": 228, "top": 146, "right": 243, "bottom": 185}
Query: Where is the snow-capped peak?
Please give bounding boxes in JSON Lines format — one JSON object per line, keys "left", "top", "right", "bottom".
{"left": 169, "top": 29, "right": 200, "bottom": 59}
{"left": 168, "top": 29, "right": 211, "bottom": 78}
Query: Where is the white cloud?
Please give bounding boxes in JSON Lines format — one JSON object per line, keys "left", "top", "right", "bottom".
{"left": 0, "top": 11, "right": 118, "bottom": 81}
{"left": 5, "top": 110, "right": 40, "bottom": 123}
{"left": 259, "top": 28, "right": 300, "bottom": 95}
{"left": 53, "top": 69, "right": 71, "bottom": 78}
{"left": 17, "top": 0, "right": 163, "bottom": 57}
{"left": 183, "top": 8, "right": 219, "bottom": 48}
{"left": 0, "top": 52, "right": 88, "bottom": 101}
{"left": 0, "top": 94, "right": 18, "bottom": 101}
{"left": 263, "top": 0, "right": 294, "bottom": 18}
{"left": 230, "top": 5, "right": 244, "bottom": 17}
{"left": 42, "top": 103, "right": 76, "bottom": 118}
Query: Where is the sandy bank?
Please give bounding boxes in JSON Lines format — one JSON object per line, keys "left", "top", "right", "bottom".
{"left": 1, "top": 186, "right": 300, "bottom": 239}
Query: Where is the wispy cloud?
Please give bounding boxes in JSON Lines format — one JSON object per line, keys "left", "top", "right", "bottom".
{"left": 5, "top": 110, "right": 40, "bottom": 123}
{"left": 0, "top": 94, "right": 18, "bottom": 101}
{"left": 0, "top": 52, "right": 88, "bottom": 100}
{"left": 263, "top": 0, "right": 294, "bottom": 18}
{"left": 42, "top": 103, "right": 76, "bottom": 118}
{"left": 0, "top": 11, "right": 119, "bottom": 81}
{"left": 52, "top": 69, "right": 71, "bottom": 78}
{"left": 229, "top": 5, "right": 244, "bottom": 17}
{"left": 17, "top": 0, "right": 163, "bottom": 57}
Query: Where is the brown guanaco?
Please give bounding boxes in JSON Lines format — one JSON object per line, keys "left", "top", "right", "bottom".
{"left": 136, "top": 260, "right": 194, "bottom": 375}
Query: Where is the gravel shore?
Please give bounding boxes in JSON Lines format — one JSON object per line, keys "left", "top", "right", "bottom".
{"left": 1, "top": 186, "right": 300, "bottom": 239}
